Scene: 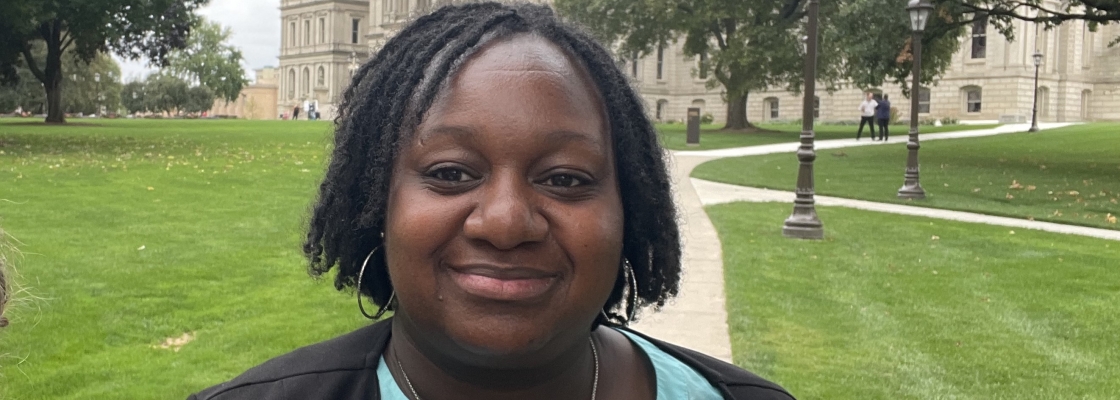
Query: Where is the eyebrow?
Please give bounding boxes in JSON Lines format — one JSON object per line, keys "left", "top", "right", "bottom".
{"left": 417, "top": 124, "right": 605, "bottom": 148}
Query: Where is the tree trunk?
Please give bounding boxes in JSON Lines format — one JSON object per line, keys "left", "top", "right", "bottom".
{"left": 44, "top": 71, "right": 64, "bottom": 123}
{"left": 42, "top": 21, "right": 66, "bottom": 124}
{"left": 724, "top": 91, "right": 750, "bottom": 130}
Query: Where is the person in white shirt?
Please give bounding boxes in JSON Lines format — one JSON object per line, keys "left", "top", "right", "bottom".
{"left": 857, "top": 92, "right": 878, "bottom": 140}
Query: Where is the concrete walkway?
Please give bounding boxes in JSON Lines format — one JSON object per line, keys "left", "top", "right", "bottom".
{"left": 694, "top": 179, "right": 1120, "bottom": 242}
{"left": 631, "top": 121, "right": 1094, "bottom": 362}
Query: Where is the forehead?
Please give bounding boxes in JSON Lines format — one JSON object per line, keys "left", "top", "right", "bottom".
{"left": 418, "top": 34, "right": 607, "bottom": 136}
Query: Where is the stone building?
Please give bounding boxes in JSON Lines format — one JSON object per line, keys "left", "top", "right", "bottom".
{"left": 278, "top": 0, "right": 721, "bottom": 122}
{"left": 750, "top": 17, "right": 1120, "bottom": 124}
{"left": 209, "top": 67, "right": 280, "bottom": 120}
{"left": 279, "top": 1, "right": 1120, "bottom": 124}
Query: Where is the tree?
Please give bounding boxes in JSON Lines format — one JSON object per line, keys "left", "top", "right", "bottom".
{"left": 0, "top": 44, "right": 123, "bottom": 115}
{"left": 183, "top": 85, "right": 215, "bottom": 115}
{"left": 121, "top": 81, "right": 147, "bottom": 115}
{"left": 0, "top": 0, "right": 208, "bottom": 123}
{"left": 558, "top": 0, "right": 1120, "bottom": 130}
{"left": 143, "top": 73, "right": 190, "bottom": 116}
{"left": 166, "top": 18, "right": 248, "bottom": 102}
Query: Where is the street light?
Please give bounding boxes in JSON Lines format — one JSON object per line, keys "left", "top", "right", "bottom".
{"left": 1029, "top": 49, "right": 1044, "bottom": 132}
{"left": 898, "top": 0, "right": 933, "bottom": 200}
{"left": 782, "top": 0, "right": 824, "bottom": 240}
{"left": 94, "top": 73, "right": 102, "bottom": 117}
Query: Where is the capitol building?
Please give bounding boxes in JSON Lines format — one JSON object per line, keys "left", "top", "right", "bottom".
{"left": 274, "top": 0, "right": 1120, "bottom": 124}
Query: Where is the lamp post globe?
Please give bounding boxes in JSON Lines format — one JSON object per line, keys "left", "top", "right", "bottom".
{"left": 899, "top": 0, "right": 933, "bottom": 200}
{"left": 1029, "top": 50, "right": 1044, "bottom": 132}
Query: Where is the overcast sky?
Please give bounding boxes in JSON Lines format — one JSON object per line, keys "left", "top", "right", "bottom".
{"left": 116, "top": 0, "right": 281, "bottom": 82}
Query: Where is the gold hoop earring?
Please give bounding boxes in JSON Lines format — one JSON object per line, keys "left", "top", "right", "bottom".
{"left": 357, "top": 236, "right": 393, "bottom": 320}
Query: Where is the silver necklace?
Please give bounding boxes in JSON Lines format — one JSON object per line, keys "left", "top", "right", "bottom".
{"left": 395, "top": 337, "right": 600, "bottom": 400}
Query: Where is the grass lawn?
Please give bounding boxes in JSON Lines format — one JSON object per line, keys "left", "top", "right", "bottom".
{"left": 693, "top": 123, "right": 1120, "bottom": 230}
{"left": 0, "top": 118, "right": 367, "bottom": 398}
{"left": 656, "top": 122, "right": 999, "bottom": 150}
{"left": 711, "top": 202, "right": 1119, "bottom": 399}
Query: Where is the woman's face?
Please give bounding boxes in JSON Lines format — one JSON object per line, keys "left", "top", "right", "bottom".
{"left": 385, "top": 34, "right": 624, "bottom": 364}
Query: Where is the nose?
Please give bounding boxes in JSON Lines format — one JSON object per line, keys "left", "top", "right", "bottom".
{"left": 463, "top": 170, "right": 548, "bottom": 250}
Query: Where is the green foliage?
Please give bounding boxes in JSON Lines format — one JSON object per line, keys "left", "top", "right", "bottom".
{"left": 701, "top": 113, "right": 715, "bottom": 125}
{"left": 183, "top": 86, "right": 215, "bottom": 114}
{"left": 59, "top": 54, "right": 123, "bottom": 115}
{"left": 143, "top": 73, "right": 191, "bottom": 116}
{"left": 166, "top": 19, "right": 248, "bottom": 102}
{"left": 0, "top": 0, "right": 209, "bottom": 122}
{"left": 121, "top": 81, "right": 147, "bottom": 114}
{"left": 713, "top": 202, "right": 1120, "bottom": 399}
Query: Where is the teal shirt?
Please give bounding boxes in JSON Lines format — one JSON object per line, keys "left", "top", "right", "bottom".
{"left": 378, "top": 329, "right": 723, "bottom": 400}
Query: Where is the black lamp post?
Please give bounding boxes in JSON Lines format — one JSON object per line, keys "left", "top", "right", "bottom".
{"left": 94, "top": 73, "right": 102, "bottom": 117}
{"left": 782, "top": 0, "right": 824, "bottom": 240}
{"left": 898, "top": 0, "right": 933, "bottom": 200}
{"left": 1029, "top": 49, "right": 1043, "bottom": 132}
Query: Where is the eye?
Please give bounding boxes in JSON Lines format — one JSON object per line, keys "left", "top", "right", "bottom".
{"left": 429, "top": 167, "right": 471, "bottom": 182}
{"left": 543, "top": 173, "right": 586, "bottom": 188}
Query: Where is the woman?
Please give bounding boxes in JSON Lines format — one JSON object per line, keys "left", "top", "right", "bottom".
{"left": 192, "top": 3, "right": 794, "bottom": 400}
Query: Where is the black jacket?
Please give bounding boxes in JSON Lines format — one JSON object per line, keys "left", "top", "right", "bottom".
{"left": 189, "top": 319, "right": 796, "bottom": 400}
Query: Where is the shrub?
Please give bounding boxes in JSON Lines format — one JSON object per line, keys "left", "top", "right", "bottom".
{"left": 701, "top": 113, "right": 714, "bottom": 124}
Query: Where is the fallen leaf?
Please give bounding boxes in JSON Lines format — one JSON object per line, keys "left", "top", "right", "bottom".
{"left": 931, "top": 235, "right": 940, "bottom": 240}
{"left": 1108, "top": 214, "right": 1117, "bottom": 224}
{"left": 1006, "top": 193, "right": 1015, "bottom": 200}
{"left": 1069, "top": 191, "right": 1080, "bottom": 196}
{"left": 1027, "top": 185, "right": 1037, "bottom": 191}
{"left": 972, "top": 188, "right": 982, "bottom": 193}
{"left": 147, "top": 186, "right": 154, "bottom": 191}
{"left": 1009, "top": 231, "right": 1016, "bottom": 235}
{"left": 138, "top": 245, "right": 146, "bottom": 251}
{"left": 1009, "top": 180, "right": 1023, "bottom": 190}
{"left": 152, "top": 332, "right": 195, "bottom": 352}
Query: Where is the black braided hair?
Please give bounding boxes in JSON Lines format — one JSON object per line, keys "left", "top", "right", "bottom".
{"left": 303, "top": 2, "right": 681, "bottom": 326}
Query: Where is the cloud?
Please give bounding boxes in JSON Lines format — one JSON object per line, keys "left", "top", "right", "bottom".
{"left": 116, "top": 0, "right": 281, "bottom": 82}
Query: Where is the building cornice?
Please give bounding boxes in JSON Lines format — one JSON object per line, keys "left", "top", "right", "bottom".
{"left": 281, "top": 0, "right": 367, "bottom": 12}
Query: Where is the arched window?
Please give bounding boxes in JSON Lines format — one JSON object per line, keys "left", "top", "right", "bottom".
{"left": 963, "top": 86, "right": 982, "bottom": 113}
{"left": 655, "top": 99, "right": 668, "bottom": 121}
{"left": 764, "top": 97, "right": 780, "bottom": 120}
{"left": 302, "top": 67, "right": 311, "bottom": 96}
{"left": 317, "top": 66, "right": 326, "bottom": 87}
{"left": 287, "top": 69, "right": 296, "bottom": 99}
{"left": 685, "top": 99, "right": 703, "bottom": 113}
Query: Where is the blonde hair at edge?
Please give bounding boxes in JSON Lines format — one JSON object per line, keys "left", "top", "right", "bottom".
{"left": 0, "top": 230, "right": 9, "bottom": 328}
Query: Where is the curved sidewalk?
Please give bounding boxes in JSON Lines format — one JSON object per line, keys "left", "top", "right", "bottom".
{"left": 631, "top": 121, "right": 1090, "bottom": 363}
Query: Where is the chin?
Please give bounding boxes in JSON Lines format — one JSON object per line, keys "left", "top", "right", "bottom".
{"left": 435, "top": 308, "right": 585, "bottom": 366}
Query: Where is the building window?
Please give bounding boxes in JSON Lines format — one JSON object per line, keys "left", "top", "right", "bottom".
{"left": 1082, "top": 23, "right": 1094, "bottom": 69}
{"left": 287, "top": 69, "right": 296, "bottom": 98}
{"left": 767, "top": 98, "right": 780, "bottom": 119}
{"left": 303, "top": 20, "right": 311, "bottom": 46}
{"left": 966, "top": 88, "right": 982, "bottom": 113}
{"left": 813, "top": 96, "right": 820, "bottom": 119}
{"left": 302, "top": 68, "right": 311, "bottom": 96}
{"left": 319, "top": 18, "right": 326, "bottom": 44}
{"left": 631, "top": 51, "right": 639, "bottom": 78}
{"left": 656, "top": 45, "right": 664, "bottom": 80}
{"left": 1038, "top": 87, "right": 1050, "bottom": 118}
{"left": 352, "top": 18, "right": 361, "bottom": 44}
{"left": 317, "top": 66, "right": 325, "bottom": 87}
{"left": 971, "top": 16, "right": 988, "bottom": 59}
{"left": 918, "top": 88, "right": 931, "bottom": 114}
{"left": 698, "top": 52, "right": 709, "bottom": 79}
{"left": 655, "top": 100, "right": 667, "bottom": 120}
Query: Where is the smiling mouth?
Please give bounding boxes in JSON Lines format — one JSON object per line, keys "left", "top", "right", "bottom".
{"left": 448, "top": 265, "right": 559, "bottom": 302}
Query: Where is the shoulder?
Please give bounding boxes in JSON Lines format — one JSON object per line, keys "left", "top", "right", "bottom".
{"left": 620, "top": 328, "right": 796, "bottom": 400}
{"left": 189, "top": 320, "right": 392, "bottom": 400}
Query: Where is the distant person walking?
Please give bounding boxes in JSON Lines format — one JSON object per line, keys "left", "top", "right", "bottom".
{"left": 292, "top": 106, "right": 301, "bottom": 121}
{"left": 857, "top": 92, "right": 878, "bottom": 140}
{"left": 876, "top": 94, "right": 892, "bottom": 141}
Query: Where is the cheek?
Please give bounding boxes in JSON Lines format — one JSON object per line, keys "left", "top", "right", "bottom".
{"left": 384, "top": 183, "right": 465, "bottom": 294}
